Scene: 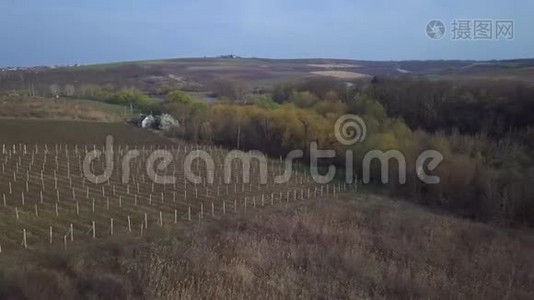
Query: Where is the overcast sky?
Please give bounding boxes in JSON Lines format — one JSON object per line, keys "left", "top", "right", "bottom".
{"left": 0, "top": 0, "right": 532, "bottom": 66}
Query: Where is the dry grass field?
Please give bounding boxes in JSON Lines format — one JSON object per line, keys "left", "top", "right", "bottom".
{"left": 0, "top": 97, "right": 129, "bottom": 123}
{"left": 0, "top": 195, "right": 532, "bottom": 299}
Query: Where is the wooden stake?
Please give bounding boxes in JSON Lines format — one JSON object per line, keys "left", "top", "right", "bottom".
{"left": 144, "top": 213, "right": 148, "bottom": 229}
{"left": 70, "top": 224, "right": 74, "bottom": 241}
{"left": 22, "top": 229, "right": 27, "bottom": 249}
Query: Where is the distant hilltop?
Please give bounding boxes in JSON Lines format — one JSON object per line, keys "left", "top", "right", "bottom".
{"left": 0, "top": 64, "right": 83, "bottom": 72}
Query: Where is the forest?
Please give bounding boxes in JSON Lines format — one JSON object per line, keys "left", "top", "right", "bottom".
{"left": 158, "top": 77, "right": 534, "bottom": 226}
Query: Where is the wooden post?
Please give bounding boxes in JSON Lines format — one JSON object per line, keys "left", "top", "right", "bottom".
{"left": 15, "top": 207, "right": 19, "bottom": 220}
{"left": 110, "top": 218, "right": 114, "bottom": 235}
{"left": 22, "top": 229, "right": 27, "bottom": 249}
{"left": 174, "top": 210, "right": 177, "bottom": 224}
{"left": 34, "top": 204, "right": 38, "bottom": 217}
{"left": 69, "top": 224, "right": 74, "bottom": 241}
{"left": 64, "top": 235, "right": 67, "bottom": 251}
{"left": 92, "top": 221, "right": 96, "bottom": 239}
{"left": 223, "top": 201, "right": 226, "bottom": 214}
{"left": 55, "top": 203, "right": 59, "bottom": 216}
{"left": 211, "top": 202, "right": 215, "bottom": 217}
{"left": 49, "top": 226, "right": 53, "bottom": 244}
{"left": 159, "top": 211, "right": 163, "bottom": 226}
{"left": 127, "top": 216, "right": 132, "bottom": 232}
{"left": 188, "top": 206, "right": 191, "bottom": 221}
{"left": 76, "top": 202, "right": 79, "bottom": 215}
{"left": 144, "top": 213, "right": 148, "bottom": 229}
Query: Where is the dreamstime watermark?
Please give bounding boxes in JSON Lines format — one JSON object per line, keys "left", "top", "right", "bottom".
{"left": 83, "top": 115, "right": 444, "bottom": 186}
{"left": 425, "top": 19, "right": 514, "bottom": 40}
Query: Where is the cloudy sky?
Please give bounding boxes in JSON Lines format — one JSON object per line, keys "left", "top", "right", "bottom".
{"left": 0, "top": 0, "right": 532, "bottom": 66}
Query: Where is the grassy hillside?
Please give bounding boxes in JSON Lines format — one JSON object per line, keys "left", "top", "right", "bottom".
{"left": 2, "top": 58, "right": 534, "bottom": 98}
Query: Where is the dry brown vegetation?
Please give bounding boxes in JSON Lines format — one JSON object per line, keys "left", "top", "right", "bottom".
{"left": 311, "top": 70, "right": 371, "bottom": 79}
{"left": 0, "top": 96, "right": 128, "bottom": 122}
{"left": 1, "top": 194, "right": 533, "bottom": 299}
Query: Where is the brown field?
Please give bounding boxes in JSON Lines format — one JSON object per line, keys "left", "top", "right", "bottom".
{"left": 307, "top": 63, "right": 361, "bottom": 69}
{"left": 0, "top": 119, "right": 170, "bottom": 145}
{"left": 0, "top": 97, "right": 129, "bottom": 123}
{"left": 311, "top": 70, "right": 372, "bottom": 79}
